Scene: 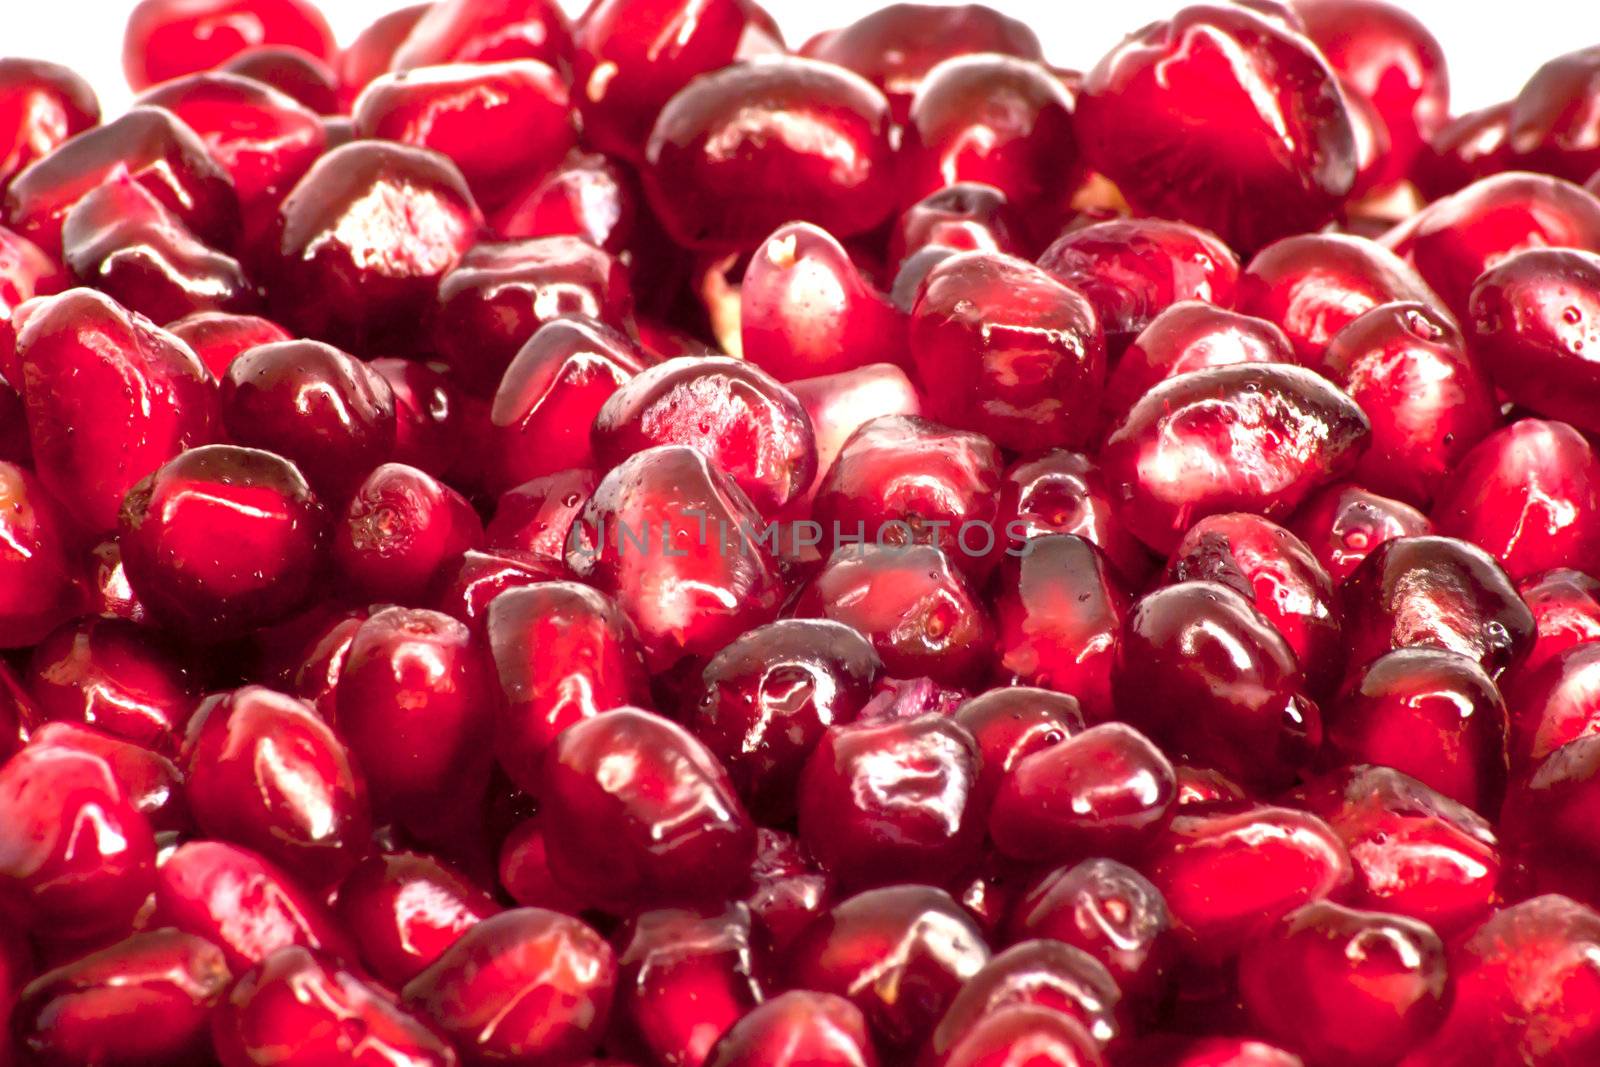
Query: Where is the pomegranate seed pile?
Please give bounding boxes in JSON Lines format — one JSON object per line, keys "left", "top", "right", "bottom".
{"left": 8, "top": 0, "right": 1600, "bottom": 1063}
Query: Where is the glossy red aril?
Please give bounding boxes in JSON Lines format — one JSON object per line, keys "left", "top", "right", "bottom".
{"left": 183, "top": 685, "right": 368, "bottom": 882}
{"left": 222, "top": 45, "right": 341, "bottom": 115}
{"left": 334, "top": 464, "right": 483, "bottom": 602}
{"left": 704, "top": 990, "right": 877, "bottom": 1067}
{"left": 1506, "top": 640, "right": 1600, "bottom": 770}
{"left": 27, "top": 617, "right": 195, "bottom": 754}
{"left": 1387, "top": 172, "right": 1600, "bottom": 317}
{"left": 487, "top": 468, "right": 595, "bottom": 562}
{"left": 1340, "top": 535, "right": 1535, "bottom": 679}
{"left": 213, "top": 946, "right": 455, "bottom": 1067}
{"left": 389, "top": 0, "right": 574, "bottom": 72}
{"left": 989, "top": 722, "right": 1176, "bottom": 863}
{"left": 120, "top": 445, "right": 328, "bottom": 636}
{"left": 166, "top": 310, "right": 291, "bottom": 378}
{"left": 28, "top": 721, "right": 184, "bottom": 832}
{"left": 542, "top": 707, "right": 756, "bottom": 909}
{"left": 434, "top": 548, "right": 564, "bottom": 631}
{"left": 797, "top": 712, "right": 983, "bottom": 887}
{"left": 16, "top": 930, "right": 231, "bottom": 1066}
{"left": 1505, "top": 46, "right": 1600, "bottom": 182}
{"left": 1329, "top": 648, "right": 1508, "bottom": 812}
{"left": 497, "top": 818, "right": 588, "bottom": 912}
{"left": 156, "top": 840, "right": 356, "bottom": 970}
{"left": 337, "top": 850, "right": 502, "bottom": 987}
{"left": 687, "top": 618, "right": 878, "bottom": 823}
{"left": 4, "top": 106, "right": 238, "bottom": 259}
{"left": 355, "top": 60, "right": 572, "bottom": 210}
{"left": 1467, "top": 247, "right": 1600, "bottom": 434}
{"left": 335, "top": 608, "right": 494, "bottom": 831}
{"left": 1101, "top": 362, "right": 1371, "bottom": 554}
{"left": 434, "top": 236, "right": 632, "bottom": 395}
{"left": 1008, "top": 858, "right": 1174, "bottom": 1004}
{"left": 1412, "top": 103, "right": 1513, "bottom": 199}
{"left": 138, "top": 72, "right": 325, "bottom": 230}
{"left": 594, "top": 355, "right": 817, "bottom": 515}
{"left": 741, "top": 221, "right": 906, "bottom": 382}
{"left": 0, "top": 59, "right": 97, "bottom": 196}
{"left": 644, "top": 57, "right": 897, "bottom": 251}
{"left": 910, "top": 250, "right": 1105, "bottom": 452}
{"left": 995, "top": 451, "right": 1151, "bottom": 584}
{"left": 930, "top": 940, "right": 1120, "bottom": 1056}
{"left": 787, "top": 364, "right": 922, "bottom": 507}
{"left": 1114, "top": 580, "right": 1319, "bottom": 790}
{"left": 0, "top": 462, "right": 76, "bottom": 647}
{"left": 1165, "top": 512, "right": 1344, "bottom": 693}
{"left": 370, "top": 357, "right": 461, "bottom": 478}
{"left": 486, "top": 581, "right": 649, "bottom": 793}
{"left": 1239, "top": 901, "right": 1448, "bottom": 1066}
{"left": 339, "top": 3, "right": 431, "bottom": 108}
{"left": 616, "top": 905, "right": 763, "bottom": 1067}
{"left": 1400, "top": 895, "right": 1600, "bottom": 1065}
{"left": 1075, "top": 4, "right": 1356, "bottom": 251}
{"left": 221, "top": 339, "right": 396, "bottom": 498}
{"left": 890, "top": 182, "right": 1024, "bottom": 265}
{"left": 900, "top": 54, "right": 1075, "bottom": 210}
{"left": 566, "top": 446, "right": 784, "bottom": 669}
{"left": 784, "top": 884, "right": 990, "bottom": 1051}
{"left": 261, "top": 605, "right": 368, "bottom": 724}
{"left": 743, "top": 828, "right": 834, "bottom": 958}
{"left": 1293, "top": 765, "right": 1500, "bottom": 933}
{"left": 262, "top": 141, "right": 481, "bottom": 354}
{"left": 1287, "top": 481, "right": 1432, "bottom": 585}
{"left": 16, "top": 287, "right": 217, "bottom": 533}
{"left": 122, "top": 0, "right": 335, "bottom": 90}
{"left": 0, "top": 223, "right": 63, "bottom": 372}
{"left": 796, "top": 545, "right": 995, "bottom": 686}
{"left": 0, "top": 740, "right": 156, "bottom": 941}
{"left": 1501, "top": 736, "right": 1600, "bottom": 904}
{"left": 491, "top": 149, "right": 638, "bottom": 253}
{"left": 1516, "top": 568, "right": 1600, "bottom": 680}
{"left": 1037, "top": 218, "right": 1240, "bottom": 358}
{"left": 954, "top": 686, "right": 1082, "bottom": 810}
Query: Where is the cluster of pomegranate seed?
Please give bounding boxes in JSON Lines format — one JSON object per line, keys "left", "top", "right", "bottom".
{"left": 6, "top": 0, "right": 1600, "bottom": 1063}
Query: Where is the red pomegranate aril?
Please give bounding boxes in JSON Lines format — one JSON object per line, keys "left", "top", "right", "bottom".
{"left": 1115, "top": 581, "right": 1320, "bottom": 790}
{"left": 119, "top": 444, "right": 329, "bottom": 636}
{"left": 1037, "top": 218, "right": 1240, "bottom": 359}
{"left": 566, "top": 445, "right": 784, "bottom": 670}
{"left": 910, "top": 250, "right": 1106, "bottom": 452}
{"left": 0, "top": 461, "right": 77, "bottom": 646}
{"left": 1165, "top": 512, "right": 1344, "bottom": 694}
{"left": 1501, "top": 736, "right": 1600, "bottom": 906}
{"left": 1506, "top": 640, "right": 1600, "bottom": 770}
{"left": 339, "top": 3, "right": 431, "bottom": 109}
{"left": 262, "top": 140, "right": 481, "bottom": 354}
{"left": 338, "top": 850, "right": 501, "bottom": 987}
{"left": 487, "top": 468, "right": 596, "bottom": 562}
{"left": 16, "top": 287, "right": 218, "bottom": 534}
{"left": 433, "top": 548, "right": 564, "bottom": 632}
{"left": 3, "top": 106, "right": 238, "bottom": 259}
{"left": 0, "top": 739, "right": 156, "bottom": 941}
{"left": 137, "top": 71, "right": 326, "bottom": 233}
{"left": 222, "top": 339, "right": 398, "bottom": 498}
{"left": 261, "top": 605, "right": 368, "bottom": 724}
{"left": 486, "top": 580, "right": 650, "bottom": 794}
{"left": 995, "top": 450, "right": 1152, "bottom": 585}
{"left": 354, "top": 60, "right": 573, "bottom": 210}
{"left": 498, "top": 818, "right": 586, "bottom": 915}
{"left": 0, "top": 224, "right": 64, "bottom": 377}
{"left": 122, "top": 0, "right": 336, "bottom": 90}
{"left": 182, "top": 685, "right": 369, "bottom": 883}
{"left": 166, "top": 310, "right": 291, "bottom": 378}
{"left": 1516, "top": 568, "right": 1600, "bottom": 680}
{"left": 336, "top": 607, "right": 495, "bottom": 829}
{"left": 928, "top": 1005, "right": 1104, "bottom": 1067}
{"left": 27, "top": 617, "right": 196, "bottom": 755}
{"left": 1340, "top": 535, "right": 1535, "bottom": 679}
{"left": 741, "top": 221, "right": 906, "bottom": 383}
{"left": 954, "top": 686, "right": 1083, "bottom": 810}
{"left": 687, "top": 618, "right": 879, "bottom": 823}
{"left": 155, "top": 839, "right": 356, "bottom": 971}
{"left": 402, "top": 907, "right": 614, "bottom": 1064}
{"left": 891, "top": 183, "right": 1025, "bottom": 265}
{"left": 797, "top": 712, "right": 983, "bottom": 888}
{"left": 434, "top": 236, "right": 633, "bottom": 396}
{"left": 742, "top": 828, "right": 834, "bottom": 960}
{"left": 1008, "top": 858, "right": 1174, "bottom": 1004}
{"left": 930, "top": 939, "right": 1121, "bottom": 1056}
{"left": 900, "top": 53, "right": 1076, "bottom": 211}
{"left": 542, "top": 707, "right": 755, "bottom": 910}
{"left": 27, "top": 721, "right": 184, "bottom": 833}
{"left": 390, "top": 0, "right": 575, "bottom": 72}
{"left": 491, "top": 149, "right": 638, "bottom": 253}
{"left": 1238, "top": 900, "right": 1448, "bottom": 1066}
{"left": 369, "top": 356, "right": 462, "bottom": 478}
{"left": 703, "top": 990, "right": 877, "bottom": 1067}
{"left": 222, "top": 45, "right": 340, "bottom": 114}
{"left": 784, "top": 884, "right": 990, "bottom": 1051}
{"left": 334, "top": 463, "right": 484, "bottom": 603}
{"left": 616, "top": 905, "right": 764, "bottom": 1067}
{"left": 1505, "top": 46, "right": 1600, "bottom": 183}
{"left": 1075, "top": 4, "right": 1356, "bottom": 251}
{"left": 15, "top": 929, "right": 231, "bottom": 1067}
{"left": 1287, "top": 481, "right": 1433, "bottom": 585}
{"left": 1124, "top": 1037, "right": 1304, "bottom": 1067}
{"left": 1412, "top": 103, "right": 1514, "bottom": 199}
{"left": 644, "top": 57, "right": 897, "bottom": 251}
{"left": 1467, "top": 247, "right": 1600, "bottom": 434}
{"left": 0, "top": 59, "right": 98, "bottom": 196}
{"left": 786, "top": 364, "right": 922, "bottom": 510}
{"left": 1101, "top": 362, "right": 1371, "bottom": 554}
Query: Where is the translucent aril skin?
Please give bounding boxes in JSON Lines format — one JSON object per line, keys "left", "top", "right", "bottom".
{"left": 703, "top": 990, "right": 878, "bottom": 1067}
{"left": 28, "top": 721, "right": 185, "bottom": 833}
{"left": 333, "top": 463, "right": 484, "bottom": 602}
{"left": 955, "top": 686, "right": 1083, "bottom": 811}
{"left": 1514, "top": 567, "right": 1600, "bottom": 682}
{"left": 910, "top": 250, "right": 1106, "bottom": 452}
{"left": 1287, "top": 481, "right": 1433, "bottom": 585}
{"left": 0, "top": 461, "right": 79, "bottom": 647}
{"left": 122, "top": 0, "right": 337, "bottom": 91}
{"left": 1412, "top": 102, "right": 1514, "bottom": 200}
{"left": 223, "top": 44, "right": 341, "bottom": 115}
{"left": 0, "top": 58, "right": 99, "bottom": 196}
{"left": 1504, "top": 45, "right": 1600, "bottom": 183}
{"left": 1505, "top": 640, "right": 1600, "bottom": 772}
{"left": 166, "top": 310, "right": 291, "bottom": 379}
{"left": 890, "top": 182, "right": 1025, "bottom": 267}
{"left": 487, "top": 467, "right": 596, "bottom": 563}
{"left": 388, "top": 0, "right": 575, "bottom": 73}
{"left": 492, "top": 148, "right": 639, "bottom": 253}
{"left": 928, "top": 940, "right": 1123, "bottom": 1055}
{"left": 1074, "top": 4, "right": 1357, "bottom": 252}
{"left": 336, "top": 850, "right": 502, "bottom": 987}
{"left": 1100, "top": 362, "right": 1372, "bottom": 555}
{"left": 644, "top": 57, "right": 898, "bottom": 252}
{"left": 338, "top": 3, "right": 432, "bottom": 109}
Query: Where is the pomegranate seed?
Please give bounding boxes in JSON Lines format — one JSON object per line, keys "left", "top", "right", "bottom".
{"left": 1287, "top": 481, "right": 1433, "bottom": 585}
{"left": 338, "top": 4, "right": 432, "bottom": 110}
{"left": 223, "top": 46, "right": 340, "bottom": 115}
{"left": 0, "top": 59, "right": 98, "bottom": 196}
{"left": 166, "top": 310, "right": 292, "bottom": 378}
{"left": 1413, "top": 103, "right": 1514, "bottom": 199}
{"left": 26, "top": 617, "right": 196, "bottom": 755}
{"left": 891, "top": 183, "right": 1025, "bottom": 265}
{"left": 1505, "top": 46, "right": 1600, "bottom": 182}
{"left": 703, "top": 990, "right": 877, "bottom": 1067}
{"left": 122, "top": 0, "right": 336, "bottom": 90}
{"left": 27, "top": 721, "right": 185, "bottom": 833}
{"left": 955, "top": 686, "right": 1083, "bottom": 810}
{"left": 492, "top": 148, "right": 639, "bottom": 253}
{"left": 390, "top": 0, "right": 574, "bottom": 73}
{"left": 337, "top": 850, "right": 501, "bottom": 987}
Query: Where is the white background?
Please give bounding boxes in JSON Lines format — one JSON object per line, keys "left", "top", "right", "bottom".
{"left": 6, "top": 0, "right": 1597, "bottom": 116}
